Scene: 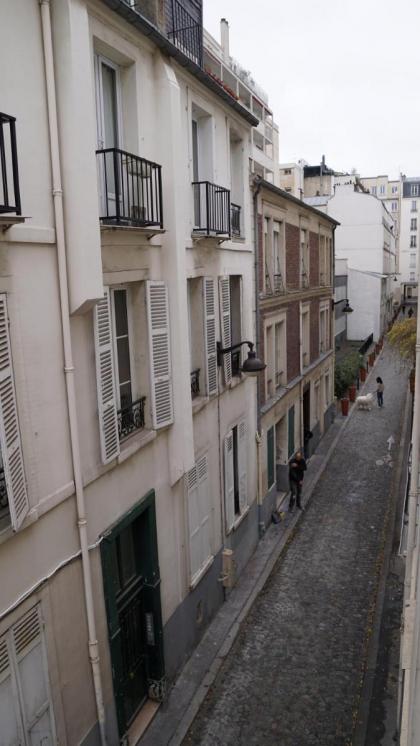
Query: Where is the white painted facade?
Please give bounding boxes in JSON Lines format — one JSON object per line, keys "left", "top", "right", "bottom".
{"left": 399, "top": 177, "right": 420, "bottom": 286}
{"left": 0, "top": 1, "right": 260, "bottom": 743}
{"left": 327, "top": 185, "right": 396, "bottom": 341}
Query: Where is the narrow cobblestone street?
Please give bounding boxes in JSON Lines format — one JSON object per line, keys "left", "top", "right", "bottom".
{"left": 183, "top": 349, "right": 408, "bottom": 746}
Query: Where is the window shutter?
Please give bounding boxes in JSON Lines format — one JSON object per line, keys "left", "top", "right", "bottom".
{"left": 0, "top": 634, "right": 20, "bottom": 744}
{"left": 197, "top": 455, "right": 211, "bottom": 567}
{"left": 203, "top": 278, "right": 217, "bottom": 396}
{"left": 224, "top": 431, "right": 235, "bottom": 532}
{"left": 146, "top": 281, "right": 174, "bottom": 429}
{"left": 238, "top": 420, "right": 248, "bottom": 513}
{"left": 94, "top": 289, "right": 120, "bottom": 464}
{"left": 218, "top": 277, "right": 232, "bottom": 385}
{"left": 186, "top": 464, "right": 201, "bottom": 580}
{"left": 0, "top": 295, "right": 28, "bottom": 531}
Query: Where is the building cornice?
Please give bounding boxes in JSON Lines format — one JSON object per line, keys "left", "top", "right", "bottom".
{"left": 257, "top": 179, "right": 340, "bottom": 226}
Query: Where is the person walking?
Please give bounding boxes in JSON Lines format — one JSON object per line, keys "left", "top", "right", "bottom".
{"left": 376, "top": 376, "right": 384, "bottom": 408}
{"left": 289, "top": 451, "right": 307, "bottom": 512}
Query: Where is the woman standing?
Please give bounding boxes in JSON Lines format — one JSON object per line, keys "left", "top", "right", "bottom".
{"left": 376, "top": 377, "right": 384, "bottom": 408}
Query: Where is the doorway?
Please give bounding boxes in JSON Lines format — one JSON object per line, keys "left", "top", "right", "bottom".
{"left": 303, "top": 385, "right": 311, "bottom": 458}
{"left": 101, "top": 491, "right": 165, "bottom": 738}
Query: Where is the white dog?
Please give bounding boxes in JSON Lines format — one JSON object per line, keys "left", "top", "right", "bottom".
{"left": 356, "top": 392, "right": 374, "bottom": 411}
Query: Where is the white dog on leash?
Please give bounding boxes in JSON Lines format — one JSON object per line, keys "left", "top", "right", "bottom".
{"left": 356, "top": 392, "right": 374, "bottom": 411}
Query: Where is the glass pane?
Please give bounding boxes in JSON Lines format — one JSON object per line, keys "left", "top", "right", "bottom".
{"left": 119, "top": 382, "right": 132, "bottom": 411}
{"left": 114, "top": 290, "right": 128, "bottom": 337}
{"left": 102, "top": 63, "right": 118, "bottom": 148}
{"left": 117, "top": 338, "right": 131, "bottom": 386}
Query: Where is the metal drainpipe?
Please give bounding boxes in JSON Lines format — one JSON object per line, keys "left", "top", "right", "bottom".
{"left": 39, "top": 3, "right": 107, "bottom": 744}
{"left": 252, "top": 177, "right": 264, "bottom": 536}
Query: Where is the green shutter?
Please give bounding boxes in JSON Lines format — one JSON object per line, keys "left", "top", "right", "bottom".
{"left": 288, "top": 406, "right": 295, "bottom": 459}
{"left": 267, "top": 426, "right": 275, "bottom": 488}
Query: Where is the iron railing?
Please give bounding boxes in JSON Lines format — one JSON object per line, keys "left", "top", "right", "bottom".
{"left": 190, "top": 368, "right": 200, "bottom": 398}
{"left": 231, "top": 349, "right": 242, "bottom": 376}
{"left": 231, "top": 203, "right": 241, "bottom": 236}
{"left": 192, "top": 181, "right": 231, "bottom": 236}
{"left": 168, "top": 0, "right": 203, "bottom": 66}
{"left": 359, "top": 333, "right": 373, "bottom": 356}
{"left": 117, "top": 397, "right": 146, "bottom": 440}
{"left": 0, "top": 113, "right": 21, "bottom": 215}
{"left": 96, "top": 148, "right": 163, "bottom": 228}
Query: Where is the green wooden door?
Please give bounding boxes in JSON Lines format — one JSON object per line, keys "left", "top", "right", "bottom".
{"left": 267, "top": 426, "right": 275, "bottom": 488}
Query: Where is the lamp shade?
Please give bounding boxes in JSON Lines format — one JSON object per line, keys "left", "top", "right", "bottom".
{"left": 342, "top": 301, "right": 353, "bottom": 313}
{"left": 242, "top": 349, "right": 266, "bottom": 375}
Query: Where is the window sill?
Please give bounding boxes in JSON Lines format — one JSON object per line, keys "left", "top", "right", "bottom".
{"left": 192, "top": 395, "right": 209, "bottom": 415}
{"left": 117, "top": 428, "right": 157, "bottom": 464}
{"left": 189, "top": 555, "right": 215, "bottom": 590}
{"left": 231, "top": 504, "right": 250, "bottom": 533}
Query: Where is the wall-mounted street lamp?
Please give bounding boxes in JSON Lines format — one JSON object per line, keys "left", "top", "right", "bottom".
{"left": 332, "top": 298, "right": 354, "bottom": 313}
{"left": 216, "top": 340, "right": 266, "bottom": 375}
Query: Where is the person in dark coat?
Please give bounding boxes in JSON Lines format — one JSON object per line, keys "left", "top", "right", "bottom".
{"left": 408, "top": 307, "right": 414, "bottom": 318}
{"left": 289, "top": 451, "right": 307, "bottom": 511}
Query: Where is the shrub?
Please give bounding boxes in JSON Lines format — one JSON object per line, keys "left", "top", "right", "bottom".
{"left": 334, "top": 351, "right": 362, "bottom": 398}
{"left": 387, "top": 319, "right": 416, "bottom": 365}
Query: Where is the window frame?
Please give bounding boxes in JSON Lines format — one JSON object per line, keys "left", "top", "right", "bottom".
{"left": 110, "top": 287, "right": 137, "bottom": 413}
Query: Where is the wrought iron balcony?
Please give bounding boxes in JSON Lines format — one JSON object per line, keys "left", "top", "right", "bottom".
{"left": 168, "top": 0, "right": 203, "bottom": 67}
{"left": 96, "top": 148, "right": 163, "bottom": 229}
{"left": 0, "top": 113, "right": 21, "bottom": 215}
{"left": 192, "top": 181, "right": 231, "bottom": 236}
{"left": 190, "top": 368, "right": 200, "bottom": 398}
{"left": 117, "top": 397, "right": 146, "bottom": 440}
{"left": 231, "top": 203, "right": 241, "bottom": 237}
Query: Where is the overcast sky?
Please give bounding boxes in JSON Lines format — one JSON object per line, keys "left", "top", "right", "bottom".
{"left": 203, "top": 1, "right": 419, "bottom": 179}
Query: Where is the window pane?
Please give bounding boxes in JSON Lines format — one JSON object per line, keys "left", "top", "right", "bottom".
{"left": 102, "top": 63, "right": 118, "bottom": 149}
{"left": 114, "top": 289, "right": 128, "bottom": 337}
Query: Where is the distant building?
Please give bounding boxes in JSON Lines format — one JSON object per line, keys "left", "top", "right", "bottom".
{"left": 399, "top": 176, "right": 420, "bottom": 301}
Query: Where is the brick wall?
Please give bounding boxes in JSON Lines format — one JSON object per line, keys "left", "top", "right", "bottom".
{"left": 309, "top": 231, "right": 319, "bottom": 287}
{"left": 287, "top": 301, "right": 300, "bottom": 382}
{"left": 286, "top": 223, "right": 300, "bottom": 290}
{"left": 310, "top": 299, "right": 320, "bottom": 363}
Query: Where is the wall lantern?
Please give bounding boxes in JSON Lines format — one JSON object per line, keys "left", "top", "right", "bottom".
{"left": 216, "top": 341, "right": 266, "bottom": 376}
{"left": 332, "top": 298, "right": 354, "bottom": 313}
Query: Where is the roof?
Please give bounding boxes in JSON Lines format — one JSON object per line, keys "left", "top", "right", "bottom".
{"left": 101, "top": 1, "right": 259, "bottom": 127}
{"left": 257, "top": 179, "right": 340, "bottom": 226}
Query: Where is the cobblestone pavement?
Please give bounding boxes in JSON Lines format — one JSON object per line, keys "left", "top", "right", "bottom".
{"left": 183, "top": 350, "right": 408, "bottom": 746}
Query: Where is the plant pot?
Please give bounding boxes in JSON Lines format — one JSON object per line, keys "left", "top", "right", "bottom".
{"left": 348, "top": 384, "right": 356, "bottom": 402}
{"left": 375, "top": 344, "right": 380, "bottom": 355}
{"left": 368, "top": 353, "right": 375, "bottom": 367}
{"left": 340, "top": 398, "right": 349, "bottom": 416}
{"left": 360, "top": 367, "right": 367, "bottom": 382}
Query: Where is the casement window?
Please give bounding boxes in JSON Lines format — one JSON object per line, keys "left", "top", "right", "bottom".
{"left": 319, "top": 234, "right": 331, "bottom": 286}
{"left": 410, "top": 272, "right": 416, "bottom": 281}
{"left": 379, "top": 185, "right": 385, "bottom": 194}
{"left": 392, "top": 186, "right": 398, "bottom": 194}
{"left": 410, "top": 254, "right": 416, "bottom": 268}
{"left": 371, "top": 186, "right": 377, "bottom": 195}
{"left": 224, "top": 420, "right": 247, "bottom": 533}
{"left": 0, "top": 294, "right": 28, "bottom": 531}
{"left": 230, "top": 129, "right": 244, "bottom": 236}
{"left": 187, "top": 277, "right": 217, "bottom": 399}
{"left": 300, "top": 228, "right": 309, "bottom": 287}
{"left": 186, "top": 455, "right": 212, "bottom": 583}
{"left": 319, "top": 302, "right": 330, "bottom": 354}
{"left": 324, "top": 372, "right": 331, "bottom": 407}
{"left": 411, "top": 218, "right": 417, "bottom": 231}
{"left": 300, "top": 304, "right": 310, "bottom": 369}
{"left": 267, "top": 426, "right": 275, "bottom": 490}
{"left": 412, "top": 201, "right": 417, "bottom": 212}
{"left": 410, "top": 235, "right": 417, "bottom": 248}
{"left": 265, "top": 315, "right": 286, "bottom": 399}
{"left": 391, "top": 201, "right": 398, "bottom": 212}
{"left": 94, "top": 282, "right": 173, "bottom": 464}
{"left": 411, "top": 185, "right": 419, "bottom": 197}
{"left": 218, "top": 276, "right": 242, "bottom": 383}
{"left": 264, "top": 216, "right": 285, "bottom": 294}
{"left": 0, "top": 606, "right": 56, "bottom": 743}
{"left": 314, "top": 381, "right": 321, "bottom": 423}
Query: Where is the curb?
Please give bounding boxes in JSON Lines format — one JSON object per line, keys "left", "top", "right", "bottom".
{"left": 166, "top": 352, "right": 386, "bottom": 746}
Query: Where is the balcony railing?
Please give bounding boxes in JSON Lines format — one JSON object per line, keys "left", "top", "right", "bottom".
{"left": 231, "top": 349, "right": 242, "bottom": 376}
{"left": 96, "top": 148, "right": 163, "bottom": 229}
{"left": 168, "top": 0, "right": 203, "bottom": 67}
{"left": 190, "top": 368, "right": 200, "bottom": 398}
{"left": 192, "top": 181, "right": 231, "bottom": 236}
{"left": 0, "top": 113, "right": 21, "bottom": 215}
{"left": 117, "top": 397, "right": 146, "bottom": 440}
{"left": 231, "top": 203, "right": 241, "bottom": 237}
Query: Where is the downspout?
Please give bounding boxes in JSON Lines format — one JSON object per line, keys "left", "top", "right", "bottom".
{"left": 39, "top": 3, "right": 107, "bottom": 744}
{"left": 253, "top": 177, "right": 264, "bottom": 536}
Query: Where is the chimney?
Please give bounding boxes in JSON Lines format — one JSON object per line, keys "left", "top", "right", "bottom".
{"left": 220, "top": 18, "right": 230, "bottom": 61}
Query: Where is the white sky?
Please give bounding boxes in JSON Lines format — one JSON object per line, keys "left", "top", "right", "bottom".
{"left": 203, "top": 0, "right": 420, "bottom": 179}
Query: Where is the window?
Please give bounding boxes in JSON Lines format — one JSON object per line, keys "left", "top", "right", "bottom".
{"left": 320, "top": 302, "right": 330, "bottom": 354}
{"left": 410, "top": 235, "right": 417, "bottom": 248}
{"left": 411, "top": 185, "right": 419, "bottom": 196}
{"left": 410, "top": 254, "right": 416, "bottom": 268}
{"left": 94, "top": 283, "right": 173, "bottom": 463}
{"left": 411, "top": 218, "right": 417, "bottom": 231}
{"left": 301, "top": 305, "right": 310, "bottom": 368}
{"left": 0, "top": 606, "right": 56, "bottom": 743}
{"left": 224, "top": 420, "right": 247, "bottom": 532}
{"left": 412, "top": 201, "right": 417, "bottom": 212}
{"left": 319, "top": 234, "right": 331, "bottom": 286}
{"left": 187, "top": 277, "right": 217, "bottom": 400}
{"left": 287, "top": 406, "right": 295, "bottom": 459}
{"left": 265, "top": 316, "right": 286, "bottom": 398}
{"left": 379, "top": 185, "right": 385, "bottom": 194}
{"left": 283, "top": 168, "right": 292, "bottom": 175}
{"left": 230, "top": 129, "right": 243, "bottom": 235}
{"left": 300, "top": 228, "right": 309, "bottom": 287}
{"left": 314, "top": 381, "right": 321, "bottom": 423}
{"left": 267, "top": 426, "right": 275, "bottom": 489}
{"left": 264, "top": 216, "right": 285, "bottom": 294}
{"left": 371, "top": 186, "right": 377, "bottom": 195}
{"left": 324, "top": 372, "right": 330, "bottom": 407}
{"left": 95, "top": 55, "right": 122, "bottom": 216}
{"left": 218, "top": 276, "right": 242, "bottom": 382}
{"left": 186, "top": 455, "right": 212, "bottom": 582}
{"left": 391, "top": 201, "right": 398, "bottom": 212}
{"left": 410, "top": 272, "right": 416, "bottom": 281}
{"left": 392, "top": 186, "right": 398, "bottom": 194}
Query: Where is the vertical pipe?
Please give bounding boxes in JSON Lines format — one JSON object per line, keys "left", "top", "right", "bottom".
{"left": 38, "top": 2, "right": 107, "bottom": 744}
{"left": 253, "top": 178, "right": 264, "bottom": 535}
{"left": 9, "top": 118, "right": 21, "bottom": 215}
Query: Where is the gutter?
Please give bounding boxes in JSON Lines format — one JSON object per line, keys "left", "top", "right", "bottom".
{"left": 100, "top": 0, "right": 259, "bottom": 127}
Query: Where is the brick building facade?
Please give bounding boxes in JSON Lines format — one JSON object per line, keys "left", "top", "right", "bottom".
{"left": 255, "top": 181, "right": 338, "bottom": 525}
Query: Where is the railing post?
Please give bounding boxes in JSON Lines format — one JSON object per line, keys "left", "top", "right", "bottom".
{"left": 0, "top": 119, "right": 9, "bottom": 212}
{"left": 205, "top": 181, "right": 210, "bottom": 235}
{"left": 158, "top": 166, "right": 163, "bottom": 229}
{"left": 113, "top": 148, "right": 120, "bottom": 223}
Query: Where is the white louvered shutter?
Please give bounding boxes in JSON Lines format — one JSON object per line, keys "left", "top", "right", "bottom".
{"left": 203, "top": 278, "right": 217, "bottom": 396}
{"left": 197, "top": 455, "right": 211, "bottom": 567}
{"left": 0, "top": 295, "right": 28, "bottom": 531}
{"left": 224, "top": 431, "right": 235, "bottom": 533}
{"left": 238, "top": 420, "right": 248, "bottom": 514}
{"left": 218, "top": 277, "right": 232, "bottom": 385}
{"left": 0, "top": 633, "right": 21, "bottom": 744}
{"left": 146, "top": 281, "right": 174, "bottom": 429}
{"left": 187, "top": 464, "right": 201, "bottom": 580}
{"left": 94, "top": 289, "right": 120, "bottom": 464}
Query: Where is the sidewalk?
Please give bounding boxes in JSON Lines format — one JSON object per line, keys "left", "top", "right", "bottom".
{"left": 139, "top": 346, "right": 395, "bottom": 746}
